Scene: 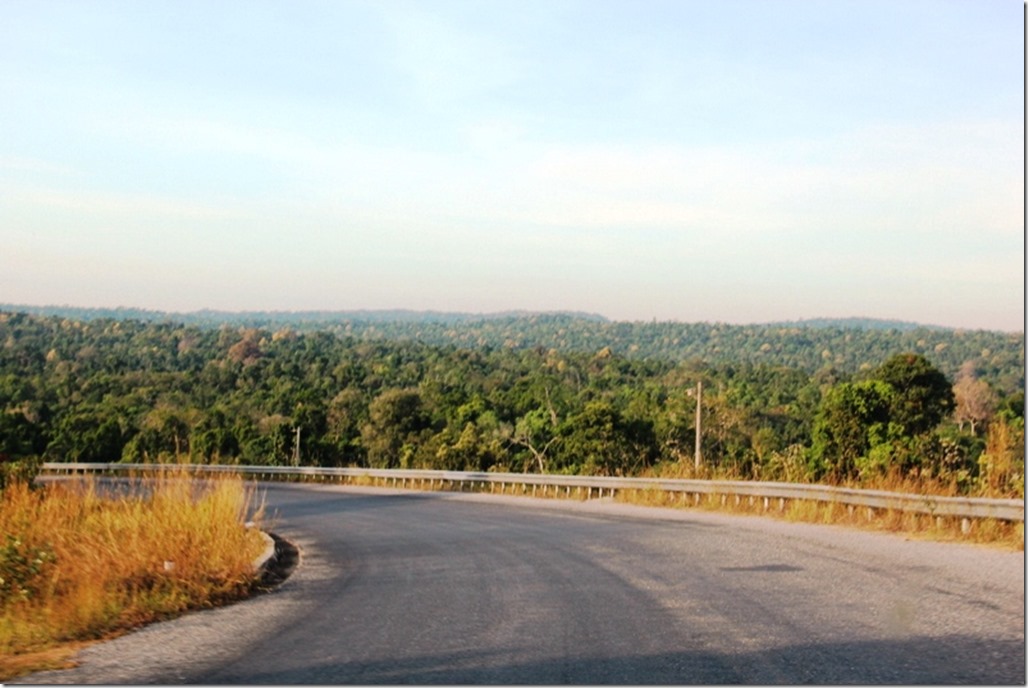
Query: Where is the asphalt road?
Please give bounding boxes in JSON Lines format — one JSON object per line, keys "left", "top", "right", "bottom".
{"left": 20, "top": 483, "right": 1025, "bottom": 684}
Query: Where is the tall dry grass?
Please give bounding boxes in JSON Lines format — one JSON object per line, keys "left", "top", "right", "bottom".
{"left": 0, "top": 472, "right": 266, "bottom": 676}
{"left": 626, "top": 460, "right": 1023, "bottom": 548}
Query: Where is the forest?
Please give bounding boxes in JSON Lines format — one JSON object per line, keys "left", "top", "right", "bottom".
{"left": 0, "top": 310, "right": 1023, "bottom": 498}
{"left": 4, "top": 304, "right": 1024, "bottom": 390}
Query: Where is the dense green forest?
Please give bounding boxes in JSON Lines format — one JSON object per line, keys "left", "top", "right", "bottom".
{"left": 0, "top": 310, "right": 1023, "bottom": 497}
{"left": 3, "top": 305, "right": 1023, "bottom": 392}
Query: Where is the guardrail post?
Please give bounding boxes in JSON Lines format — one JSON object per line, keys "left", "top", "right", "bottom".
{"left": 961, "top": 518, "right": 971, "bottom": 534}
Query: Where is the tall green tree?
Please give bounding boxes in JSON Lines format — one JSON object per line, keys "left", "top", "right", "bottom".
{"left": 361, "top": 388, "right": 432, "bottom": 468}
{"left": 509, "top": 407, "right": 561, "bottom": 473}
{"left": 871, "top": 353, "right": 954, "bottom": 435}
{"left": 809, "top": 380, "right": 894, "bottom": 480}
{"left": 558, "top": 400, "right": 656, "bottom": 476}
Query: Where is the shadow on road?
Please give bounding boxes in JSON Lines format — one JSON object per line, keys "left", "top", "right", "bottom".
{"left": 203, "top": 633, "right": 1025, "bottom": 685}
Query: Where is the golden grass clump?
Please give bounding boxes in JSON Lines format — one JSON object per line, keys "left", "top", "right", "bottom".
{"left": 0, "top": 472, "right": 266, "bottom": 677}
{"left": 611, "top": 480, "right": 1023, "bottom": 550}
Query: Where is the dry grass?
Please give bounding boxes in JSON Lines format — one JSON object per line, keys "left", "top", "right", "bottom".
{"left": 0, "top": 640, "right": 91, "bottom": 679}
{"left": 0, "top": 472, "right": 266, "bottom": 680}
{"left": 615, "top": 459, "right": 1022, "bottom": 548}
{"left": 613, "top": 484, "right": 1024, "bottom": 550}
{"left": 327, "top": 467, "right": 1022, "bottom": 547}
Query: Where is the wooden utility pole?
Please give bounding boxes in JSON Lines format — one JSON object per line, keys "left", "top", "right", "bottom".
{"left": 293, "top": 426, "right": 301, "bottom": 467}
{"left": 694, "top": 380, "right": 702, "bottom": 471}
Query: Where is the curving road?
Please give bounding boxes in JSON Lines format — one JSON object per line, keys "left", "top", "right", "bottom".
{"left": 20, "top": 483, "right": 1025, "bottom": 684}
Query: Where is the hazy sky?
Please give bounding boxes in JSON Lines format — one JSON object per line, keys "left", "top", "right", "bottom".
{"left": 2, "top": 0, "right": 1023, "bottom": 330}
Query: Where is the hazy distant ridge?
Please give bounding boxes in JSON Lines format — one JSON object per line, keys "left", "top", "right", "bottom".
{"left": 0, "top": 304, "right": 970, "bottom": 331}
{"left": 0, "top": 305, "right": 610, "bottom": 326}
{"left": 764, "top": 317, "right": 951, "bottom": 332}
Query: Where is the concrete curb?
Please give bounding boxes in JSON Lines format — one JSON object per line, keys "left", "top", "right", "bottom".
{"left": 249, "top": 525, "right": 278, "bottom": 573}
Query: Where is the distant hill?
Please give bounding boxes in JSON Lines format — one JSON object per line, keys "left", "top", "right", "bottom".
{"left": 0, "top": 305, "right": 969, "bottom": 332}
{"left": 186, "top": 308, "right": 610, "bottom": 326}
{"left": 765, "top": 317, "right": 951, "bottom": 332}
{"left": 0, "top": 305, "right": 609, "bottom": 326}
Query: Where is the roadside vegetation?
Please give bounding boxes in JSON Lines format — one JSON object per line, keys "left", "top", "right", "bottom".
{"left": 624, "top": 461, "right": 1024, "bottom": 549}
{"left": 1, "top": 311, "right": 1021, "bottom": 499}
{"left": 0, "top": 310, "right": 1022, "bottom": 549}
{"left": 0, "top": 469, "right": 265, "bottom": 681}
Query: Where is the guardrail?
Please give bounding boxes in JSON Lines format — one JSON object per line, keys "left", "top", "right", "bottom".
{"left": 40, "top": 462, "right": 1024, "bottom": 527}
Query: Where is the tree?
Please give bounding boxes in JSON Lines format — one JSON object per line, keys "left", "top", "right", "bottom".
{"left": 872, "top": 353, "right": 954, "bottom": 436}
{"left": 434, "top": 421, "right": 500, "bottom": 472}
{"left": 509, "top": 408, "right": 561, "bottom": 473}
{"left": 361, "top": 389, "right": 432, "bottom": 468}
{"left": 134, "top": 402, "right": 196, "bottom": 460}
{"left": 325, "top": 388, "right": 367, "bottom": 466}
{"left": 282, "top": 399, "right": 329, "bottom": 466}
{"left": 558, "top": 400, "right": 655, "bottom": 476}
{"left": 191, "top": 408, "right": 241, "bottom": 463}
{"left": 809, "top": 380, "right": 894, "bottom": 480}
{"left": 0, "top": 411, "right": 44, "bottom": 459}
{"left": 953, "top": 362, "right": 998, "bottom": 435}
{"left": 46, "top": 408, "right": 124, "bottom": 463}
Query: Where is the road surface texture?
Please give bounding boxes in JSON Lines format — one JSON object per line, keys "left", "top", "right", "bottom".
{"left": 18, "top": 483, "right": 1025, "bottom": 684}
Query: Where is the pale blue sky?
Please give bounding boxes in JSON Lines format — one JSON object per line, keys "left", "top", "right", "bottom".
{"left": 1, "top": 0, "right": 1023, "bottom": 330}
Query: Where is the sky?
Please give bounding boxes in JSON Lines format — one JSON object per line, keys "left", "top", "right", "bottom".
{"left": 1, "top": 0, "right": 1023, "bottom": 331}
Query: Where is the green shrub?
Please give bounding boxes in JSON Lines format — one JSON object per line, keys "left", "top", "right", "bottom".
{"left": 0, "top": 534, "right": 57, "bottom": 606}
{"left": 0, "top": 456, "right": 41, "bottom": 492}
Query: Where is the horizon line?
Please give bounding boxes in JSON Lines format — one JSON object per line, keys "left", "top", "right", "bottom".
{"left": 1, "top": 302, "right": 1022, "bottom": 335}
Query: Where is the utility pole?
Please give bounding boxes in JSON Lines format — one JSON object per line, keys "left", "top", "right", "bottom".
{"left": 694, "top": 380, "right": 702, "bottom": 471}
{"left": 292, "top": 426, "right": 301, "bottom": 467}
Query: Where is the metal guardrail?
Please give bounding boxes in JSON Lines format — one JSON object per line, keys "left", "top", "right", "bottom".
{"left": 40, "top": 462, "right": 1024, "bottom": 524}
